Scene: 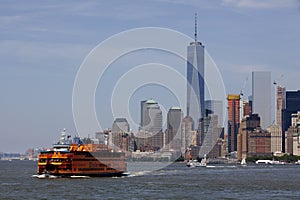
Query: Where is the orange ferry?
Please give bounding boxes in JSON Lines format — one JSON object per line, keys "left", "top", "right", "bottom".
{"left": 37, "top": 129, "right": 126, "bottom": 177}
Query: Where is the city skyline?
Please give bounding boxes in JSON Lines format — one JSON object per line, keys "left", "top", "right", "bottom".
{"left": 1, "top": 1, "right": 300, "bottom": 152}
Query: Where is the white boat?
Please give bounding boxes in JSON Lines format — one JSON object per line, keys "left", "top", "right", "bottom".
{"left": 186, "top": 155, "right": 207, "bottom": 167}
{"left": 255, "top": 160, "right": 285, "bottom": 165}
{"left": 270, "top": 160, "right": 285, "bottom": 165}
{"left": 241, "top": 158, "right": 247, "bottom": 166}
{"left": 200, "top": 155, "right": 207, "bottom": 167}
{"left": 186, "top": 160, "right": 200, "bottom": 167}
{"left": 255, "top": 160, "right": 272, "bottom": 164}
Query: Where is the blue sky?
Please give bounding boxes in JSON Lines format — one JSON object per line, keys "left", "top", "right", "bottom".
{"left": 1, "top": 0, "right": 300, "bottom": 152}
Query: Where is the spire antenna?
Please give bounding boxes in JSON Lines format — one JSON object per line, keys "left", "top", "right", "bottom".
{"left": 194, "top": 12, "right": 197, "bottom": 42}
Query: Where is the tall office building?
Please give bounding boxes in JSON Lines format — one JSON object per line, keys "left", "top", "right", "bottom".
{"left": 285, "top": 112, "right": 300, "bottom": 155}
{"left": 243, "top": 101, "right": 252, "bottom": 117}
{"left": 237, "top": 114, "right": 260, "bottom": 160}
{"left": 140, "top": 99, "right": 163, "bottom": 134}
{"left": 186, "top": 13, "right": 205, "bottom": 130}
{"left": 181, "top": 116, "right": 193, "bottom": 154}
{"left": 237, "top": 113, "right": 271, "bottom": 159}
{"left": 252, "top": 71, "right": 272, "bottom": 129}
{"left": 276, "top": 86, "right": 286, "bottom": 126}
{"left": 111, "top": 118, "right": 132, "bottom": 152}
{"left": 165, "top": 106, "right": 183, "bottom": 150}
{"left": 227, "top": 94, "right": 240, "bottom": 153}
{"left": 282, "top": 90, "right": 300, "bottom": 152}
{"left": 112, "top": 118, "right": 130, "bottom": 133}
{"left": 205, "top": 100, "right": 224, "bottom": 127}
{"left": 267, "top": 125, "right": 282, "bottom": 154}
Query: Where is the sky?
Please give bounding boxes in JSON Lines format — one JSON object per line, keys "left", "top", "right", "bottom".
{"left": 1, "top": 0, "right": 300, "bottom": 152}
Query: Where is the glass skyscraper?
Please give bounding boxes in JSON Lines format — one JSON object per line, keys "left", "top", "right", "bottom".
{"left": 252, "top": 71, "right": 272, "bottom": 129}
{"left": 282, "top": 90, "right": 300, "bottom": 152}
{"left": 186, "top": 38, "right": 205, "bottom": 130}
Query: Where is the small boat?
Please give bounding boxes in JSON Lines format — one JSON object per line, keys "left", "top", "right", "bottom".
{"left": 255, "top": 160, "right": 272, "bottom": 164}
{"left": 186, "top": 160, "right": 201, "bottom": 167}
{"left": 186, "top": 154, "right": 207, "bottom": 167}
{"left": 200, "top": 154, "right": 207, "bottom": 167}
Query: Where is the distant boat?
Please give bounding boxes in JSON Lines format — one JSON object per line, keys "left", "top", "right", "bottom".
{"left": 186, "top": 160, "right": 201, "bottom": 167}
{"left": 200, "top": 154, "right": 207, "bottom": 167}
{"left": 241, "top": 158, "right": 246, "bottom": 166}
{"left": 186, "top": 155, "right": 207, "bottom": 167}
{"left": 255, "top": 160, "right": 272, "bottom": 164}
{"left": 255, "top": 160, "right": 285, "bottom": 165}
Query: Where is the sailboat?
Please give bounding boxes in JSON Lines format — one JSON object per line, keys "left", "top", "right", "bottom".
{"left": 241, "top": 158, "right": 247, "bottom": 166}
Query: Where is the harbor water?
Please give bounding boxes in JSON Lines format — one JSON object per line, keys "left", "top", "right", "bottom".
{"left": 0, "top": 160, "right": 300, "bottom": 199}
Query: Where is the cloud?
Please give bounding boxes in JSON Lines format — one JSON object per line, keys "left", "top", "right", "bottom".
{"left": 222, "top": 0, "right": 299, "bottom": 9}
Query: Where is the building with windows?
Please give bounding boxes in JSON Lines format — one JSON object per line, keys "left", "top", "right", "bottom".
{"left": 165, "top": 106, "right": 183, "bottom": 151}
{"left": 140, "top": 99, "right": 162, "bottom": 134}
{"left": 181, "top": 116, "right": 193, "bottom": 155}
{"left": 252, "top": 71, "right": 272, "bottom": 129}
{"left": 186, "top": 14, "right": 205, "bottom": 130}
{"left": 282, "top": 90, "right": 300, "bottom": 152}
{"left": 267, "top": 125, "right": 282, "bottom": 154}
{"left": 111, "top": 118, "right": 133, "bottom": 152}
{"left": 237, "top": 114, "right": 260, "bottom": 160}
{"left": 227, "top": 94, "right": 240, "bottom": 153}
{"left": 285, "top": 111, "right": 300, "bottom": 155}
{"left": 276, "top": 86, "right": 285, "bottom": 127}
{"left": 205, "top": 100, "right": 224, "bottom": 127}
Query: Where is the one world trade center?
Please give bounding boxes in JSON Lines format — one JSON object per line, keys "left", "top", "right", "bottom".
{"left": 186, "top": 13, "right": 205, "bottom": 130}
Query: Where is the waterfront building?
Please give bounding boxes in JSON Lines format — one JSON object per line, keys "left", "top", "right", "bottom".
{"left": 267, "top": 125, "right": 282, "bottom": 154}
{"left": 201, "top": 114, "right": 223, "bottom": 158}
{"left": 112, "top": 118, "right": 130, "bottom": 133}
{"left": 205, "top": 100, "right": 224, "bottom": 127}
{"left": 186, "top": 13, "right": 205, "bottom": 130}
{"left": 140, "top": 99, "right": 163, "bottom": 134}
{"left": 134, "top": 129, "right": 164, "bottom": 152}
{"left": 227, "top": 94, "right": 240, "bottom": 153}
{"left": 237, "top": 114, "right": 260, "bottom": 160}
{"left": 276, "top": 86, "right": 286, "bottom": 127}
{"left": 252, "top": 71, "right": 272, "bottom": 129}
{"left": 247, "top": 128, "right": 271, "bottom": 157}
{"left": 111, "top": 118, "right": 133, "bottom": 152}
{"left": 282, "top": 90, "right": 300, "bottom": 152}
{"left": 293, "top": 134, "right": 300, "bottom": 156}
{"left": 181, "top": 116, "right": 193, "bottom": 155}
{"left": 285, "top": 111, "right": 300, "bottom": 155}
{"left": 165, "top": 106, "right": 183, "bottom": 150}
